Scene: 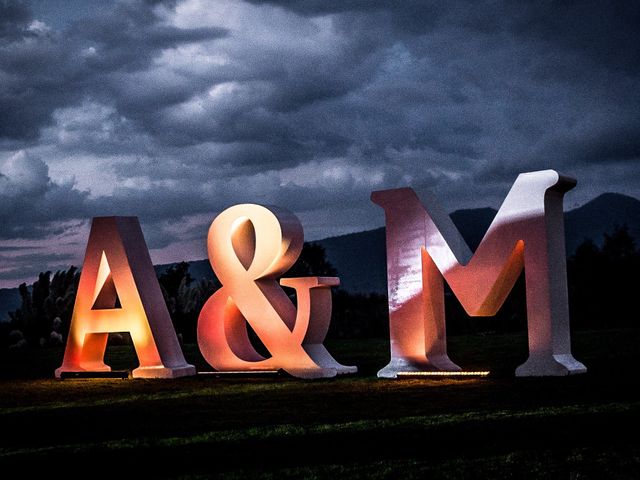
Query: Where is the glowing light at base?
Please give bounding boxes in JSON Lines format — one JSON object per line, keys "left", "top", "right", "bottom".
{"left": 372, "top": 170, "right": 587, "bottom": 379}
{"left": 55, "top": 216, "right": 196, "bottom": 379}
{"left": 197, "top": 204, "right": 357, "bottom": 379}
{"left": 197, "top": 370, "right": 280, "bottom": 377}
{"left": 397, "top": 371, "right": 490, "bottom": 378}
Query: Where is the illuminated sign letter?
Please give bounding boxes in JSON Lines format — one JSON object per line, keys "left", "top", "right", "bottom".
{"left": 372, "top": 170, "right": 587, "bottom": 378}
{"left": 55, "top": 217, "right": 196, "bottom": 378}
{"left": 197, "top": 204, "right": 356, "bottom": 379}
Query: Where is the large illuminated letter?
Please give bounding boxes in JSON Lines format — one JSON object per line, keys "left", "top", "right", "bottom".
{"left": 197, "top": 204, "right": 356, "bottom": 379}
{"left": 372, "top": 170, "right": 587, "bottom": 378}
{"left": 55, "top": 217, "right": 196, "bottom": 378}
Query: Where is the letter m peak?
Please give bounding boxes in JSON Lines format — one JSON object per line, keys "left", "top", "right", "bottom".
{"left": 372, "top": 170, "right": 587, "bottom": 378}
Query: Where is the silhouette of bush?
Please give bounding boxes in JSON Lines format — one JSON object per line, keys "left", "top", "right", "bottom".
{"left": 4, "top": 227, "right": 638, "bottom": 347}
{"left": 7, "top": 268, "right": 79, "bottom": 347}
{"left": 568, "top": 225, "right": 639, "bottom": 329}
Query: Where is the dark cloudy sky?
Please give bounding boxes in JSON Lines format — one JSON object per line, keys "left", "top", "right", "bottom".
{"left": 1, "top": 0, "right": 639, "bottom": 287}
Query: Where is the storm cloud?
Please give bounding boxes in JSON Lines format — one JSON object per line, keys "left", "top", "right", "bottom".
{"left": 1, "top": 0, "right": 639, "bottom": 286}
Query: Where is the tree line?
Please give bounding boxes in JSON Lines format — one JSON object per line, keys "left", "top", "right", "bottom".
{"left": 1, "top": 226, "right": 637, "bottom": 348}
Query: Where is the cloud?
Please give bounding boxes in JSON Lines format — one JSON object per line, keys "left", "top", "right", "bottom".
{"left": 0, "top": 247, "right": 81, "bottom": 285}
{"left": 0, "top": 0, "right": 226, "bottom": 140}
{"left": 0, "top": 0, "right": 639, "bottom": 287}
{"left": 0, "top": 150, "right": 90, "bottom": 239}
{"left": 0, "top": 1, "right": 32, "bottom": 40}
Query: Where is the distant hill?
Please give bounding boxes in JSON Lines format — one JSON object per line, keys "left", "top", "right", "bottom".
{"left": 156, "top": 193, "right": 640, "bottom": 295}
{"left": 154, "top": 260, "right": 214, "bottom": 281}
{"left": 312, "top": 211, "right": 499, "bottom": 294}
{"left": 314, "top": 193, "right": 640, "bottom": 294}
{"left": 2, "top": 192, "right": 639, "bottom": 320}
{"left": 316, "top": 227, "right": 387, "bottom": 294}
{"left": 565, "top": 193, "right": 640, "bottom": 253}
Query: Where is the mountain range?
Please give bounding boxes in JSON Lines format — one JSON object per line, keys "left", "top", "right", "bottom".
{"left": 314, "top": 192, "right": 640, "bottom": 293}
{"left": 2, "top": 192, "right": 639, "bottom": 319}
{"left": 160, "top": 192, "right": 640, "bottom": 294}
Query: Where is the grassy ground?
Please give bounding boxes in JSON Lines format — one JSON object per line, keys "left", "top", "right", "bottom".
{"left": 1, "top": 329, "right": 639, "bottom": 478}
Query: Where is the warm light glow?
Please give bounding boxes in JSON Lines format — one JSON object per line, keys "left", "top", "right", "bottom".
{"left": 197, "top": 204, "right": 356, "bottom": 379}
{"left": 197, "top": 370, "right": 280, "bottom": 377}
{"left": 372, "top": 170, "right": 587, "bottom": 378}
{"left": 55, "top": 216, "right": 195, "bottom": 379}
{"left": 397, "top": 371, "right": 490, "bottom": 377}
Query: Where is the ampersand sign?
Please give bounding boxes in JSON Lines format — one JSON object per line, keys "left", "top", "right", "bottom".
{"left": 197, "top": 204, "right": 357, "bottom": 379}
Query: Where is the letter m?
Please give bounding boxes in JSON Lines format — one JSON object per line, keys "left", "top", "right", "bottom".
{"left": 372, "top": 170, "right": 586, "bottom": 378}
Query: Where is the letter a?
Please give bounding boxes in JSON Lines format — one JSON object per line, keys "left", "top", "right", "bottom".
{"left": 372, "top": 170, "right": 587, "bottom": 378}
{"left": 55, "top": 217, "right": 195, "bottom": 378}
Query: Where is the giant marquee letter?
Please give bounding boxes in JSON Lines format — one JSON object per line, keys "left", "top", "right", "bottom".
{"left": 197, "top": 204, "right": 356, "bottom": 379}
{"left": 55, "top": 217, "right": 196, "bottom": 378}
{"left": 372, "top": 170, "right": 587, "bottom": 378}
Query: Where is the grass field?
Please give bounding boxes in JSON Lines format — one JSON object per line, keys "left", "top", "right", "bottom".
{"left": 1, "top": 329, "right": 639, "bottom": 478}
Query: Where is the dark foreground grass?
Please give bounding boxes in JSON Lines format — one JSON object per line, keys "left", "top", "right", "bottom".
{"left": 1, "top": 329, "right": 639, "bottom": 478}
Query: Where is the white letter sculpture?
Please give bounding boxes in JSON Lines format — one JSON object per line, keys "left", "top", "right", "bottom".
{"left": 56, "top": 217, "right": 196, "bottom": 378}
{"left": 197, "top": 204, "right": 356, "bottom": 379}
{"left": 372, "top": 170, "right": 587, "bottom": 378}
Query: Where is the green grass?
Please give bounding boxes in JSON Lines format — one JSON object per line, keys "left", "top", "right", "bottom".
{"left": 1, "top": 329, "right": 639, "bottom": 478}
